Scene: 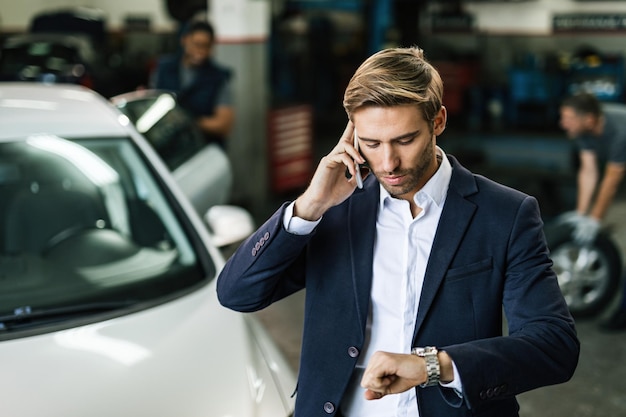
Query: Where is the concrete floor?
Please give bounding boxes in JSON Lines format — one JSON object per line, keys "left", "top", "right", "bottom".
{"left": 250, "top": 130, "right": 626, "bottom": 417}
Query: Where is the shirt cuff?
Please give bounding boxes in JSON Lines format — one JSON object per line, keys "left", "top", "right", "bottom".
{"left": 440, "top": 359, "right": 463, "bottom": 396}
{"left": 283, "top": 201, "right": 321, "bottom": 235}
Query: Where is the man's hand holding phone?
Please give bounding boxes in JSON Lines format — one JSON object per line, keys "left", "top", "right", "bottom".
{"left": 294, "top": 121, "right": 368, "bottom": 221}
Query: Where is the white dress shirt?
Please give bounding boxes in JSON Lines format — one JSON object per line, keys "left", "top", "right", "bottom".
{"left": 283, "top": 148, "right": 462, "bottom": 416}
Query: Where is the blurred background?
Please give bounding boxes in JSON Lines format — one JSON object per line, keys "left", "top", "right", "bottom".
{"left": 2, "top": 1, "right": 625, "bottom": 415}
{"left": 4, "top": 0, "right": 626, "bottom": 221}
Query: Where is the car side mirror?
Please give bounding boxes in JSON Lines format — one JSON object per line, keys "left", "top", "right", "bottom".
{"left": 204, "top": 205, "right": 255, "bottom": 248}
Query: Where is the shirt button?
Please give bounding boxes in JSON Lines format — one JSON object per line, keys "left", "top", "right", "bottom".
{"left": 347, "top": 346, "right": 359, "bottom": 358}
{"left": 323, "top": 402, "right": 335, "bottom": 414}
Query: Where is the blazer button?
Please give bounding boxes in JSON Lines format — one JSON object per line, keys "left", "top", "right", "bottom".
{"left": 479, "top": 390, "right": 487, "bottom": 400}
{"left": 348, "top": 346, "right": 360, "bottom": 358}
{"left": 264, "top": 231, "right": 270, "bottom": 240}
{"left": 323, "top": 402, "right": 335, "bottom": 414}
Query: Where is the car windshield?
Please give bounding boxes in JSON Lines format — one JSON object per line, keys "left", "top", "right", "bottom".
{"left": 0, "top": 135, "right": 211, "bottom": 331}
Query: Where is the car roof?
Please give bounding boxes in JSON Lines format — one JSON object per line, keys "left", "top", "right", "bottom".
{"left": 2, "top": 33, "right": 93, "bottom": 47}
{"left": 0, "top": 82, "right": 129, "bottom": 140}
{"left": 1, "top": 33, "right": 96, "bottom": 60}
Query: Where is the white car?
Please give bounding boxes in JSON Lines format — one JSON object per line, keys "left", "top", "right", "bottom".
{"left": 0, "top": 82, "right": 296, "bottom": 417}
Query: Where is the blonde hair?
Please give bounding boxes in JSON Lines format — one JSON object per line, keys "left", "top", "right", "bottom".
{"left": 343, "top": 47, "right": 444, "bottom": 127}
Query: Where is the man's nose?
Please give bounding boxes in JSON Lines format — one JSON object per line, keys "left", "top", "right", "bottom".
{"left": 381, "top": 146, "right": 400, "bottom": 173}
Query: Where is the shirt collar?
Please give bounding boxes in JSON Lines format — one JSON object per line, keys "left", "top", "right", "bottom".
{"left": 378, "top": 146, "right": 451, "bottom": 210}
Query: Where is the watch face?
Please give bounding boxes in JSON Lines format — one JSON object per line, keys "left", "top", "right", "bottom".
{"left": 412, "top": 346, "right": 438, "bottom": 356}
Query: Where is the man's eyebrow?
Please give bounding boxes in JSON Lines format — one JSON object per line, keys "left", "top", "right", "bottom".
{"left": 358, "top": 129, "right": 421, "bottom": 142}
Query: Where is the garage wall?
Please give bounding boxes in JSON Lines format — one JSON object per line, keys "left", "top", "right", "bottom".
{"left": 6, "top": 0, "right": 626, "bottom": 36}
{"left": 465, "top": 0, "right": 626, "bottom": 35}
{"left": 0, "top": 0, "right": 176, "bottom": 32}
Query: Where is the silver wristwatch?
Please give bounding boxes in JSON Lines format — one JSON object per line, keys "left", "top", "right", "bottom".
{"left": 411, "top": 346, "right": 440, "bottom": 387}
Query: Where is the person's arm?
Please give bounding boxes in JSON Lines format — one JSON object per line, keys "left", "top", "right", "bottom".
{"left": 196, "top": 80, "right": 235, "bottom": 138}
{"left": 196, "top": 105, "right": 235, "bottom": 137}
{"left": 589, "top": 162, "right": 626, "bottom": 220}
{"left": 445, "top": 196, "right": 578, "bottom": 409}
{"left": 216, "top": 202, "right": 310, "bottom": 312}
{"left": 577, "top": 150, "right": 599, "bottom": 215}
{"left": 217, "top": 120, "right": 365, "bottom": 311}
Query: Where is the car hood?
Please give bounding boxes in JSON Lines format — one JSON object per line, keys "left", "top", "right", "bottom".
{"left": 0, "top": 280, "right": 296, "bottom": 417}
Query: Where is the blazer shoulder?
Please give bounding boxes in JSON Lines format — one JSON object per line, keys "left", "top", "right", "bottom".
{"left": 448, "top": 154, "right": 530, "bottom": 202}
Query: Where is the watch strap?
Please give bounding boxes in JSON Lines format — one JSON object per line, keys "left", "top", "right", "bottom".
{"left": 411, "top": 346, "right": 440, "bottom": 387}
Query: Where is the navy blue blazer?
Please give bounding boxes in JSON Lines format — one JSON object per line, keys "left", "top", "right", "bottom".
{"left": 217, "top": 155, "right": 579, "bottom": 417}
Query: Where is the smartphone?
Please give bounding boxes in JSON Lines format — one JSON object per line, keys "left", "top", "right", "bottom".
{"left": 353, "top": 127, "right": 364, "bottom": 189}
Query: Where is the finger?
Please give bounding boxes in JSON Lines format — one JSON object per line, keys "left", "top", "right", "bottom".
{"left": 327, "top": 148, "right": 358, "bottom": 169}
{"left": 361, "top": 359, "right": 395, "bottom": 392}
{"left": 364, "top": 389, "right": 385, "bottom": 401}
{"left": 340, "top": 120, "right": 355, "bottom": 144}
{"left": 328, "top": 122, "right": 353, "bottom": 155}
{"left": 335, "top": 121, "right": 365, "bottom": 164}
{"left": 317, "top": 152, "right": 358, "bottom": 191}
{"left": 361, "top": 374, "right": 397, "bottom": 402}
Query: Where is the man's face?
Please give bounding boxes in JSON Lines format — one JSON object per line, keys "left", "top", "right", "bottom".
{"left": 352, "top": 104, "right": 446, "bottom": 202}
{"left": 181, "top": 30, "right": 213, "bottom": 67}
{"left": 559, "top": 106, "right": 595, "bottom": 138}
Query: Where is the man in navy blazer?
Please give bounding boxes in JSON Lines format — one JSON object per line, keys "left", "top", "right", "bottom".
{"left": 217, "top": 47, "right": 579, "bottom": 417}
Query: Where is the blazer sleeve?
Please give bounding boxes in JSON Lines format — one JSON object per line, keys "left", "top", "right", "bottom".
{"left": 216, "top": 202, "right": 310, "bottom": 312}
{"left": 442, "top": 196, "right": 580, "bottom": 411}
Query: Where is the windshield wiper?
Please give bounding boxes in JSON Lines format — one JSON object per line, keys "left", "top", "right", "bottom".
{"left": 0, "top": 301, "right": 137, "bottom": 331}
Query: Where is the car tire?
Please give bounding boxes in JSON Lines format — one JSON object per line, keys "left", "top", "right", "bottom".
{"left": 545, "top": 222, "right": 622, "bottom": 318}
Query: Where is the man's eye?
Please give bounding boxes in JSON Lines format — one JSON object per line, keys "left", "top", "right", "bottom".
{"left": 365, "top": 143, "right": 380, "bottom": 149}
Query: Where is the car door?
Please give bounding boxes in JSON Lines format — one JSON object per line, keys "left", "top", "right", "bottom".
{"left": 112, "top": 90, "right": 233, "bottom": 215}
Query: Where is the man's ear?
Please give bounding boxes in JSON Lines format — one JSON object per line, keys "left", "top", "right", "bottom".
{"left": 433, "top": 106, "right": 447, "bottom": 136}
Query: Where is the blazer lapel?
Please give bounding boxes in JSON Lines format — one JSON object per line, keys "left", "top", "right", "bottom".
{"left": 348, "top": 177, "right": 379, "bottom": 338}
{"left": 413, "top": 156, "right": 478, "bottom": 340}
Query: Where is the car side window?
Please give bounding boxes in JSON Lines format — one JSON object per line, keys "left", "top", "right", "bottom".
{"left": 117, "top": 94, "right": 205, "bottom": 170}
{"left": 151, "top": 104, "right": 205, "bottom": 170}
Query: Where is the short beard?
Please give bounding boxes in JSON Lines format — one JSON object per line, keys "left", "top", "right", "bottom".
{"left": 376, "top": 139, "right": 436, "bottom": 198}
